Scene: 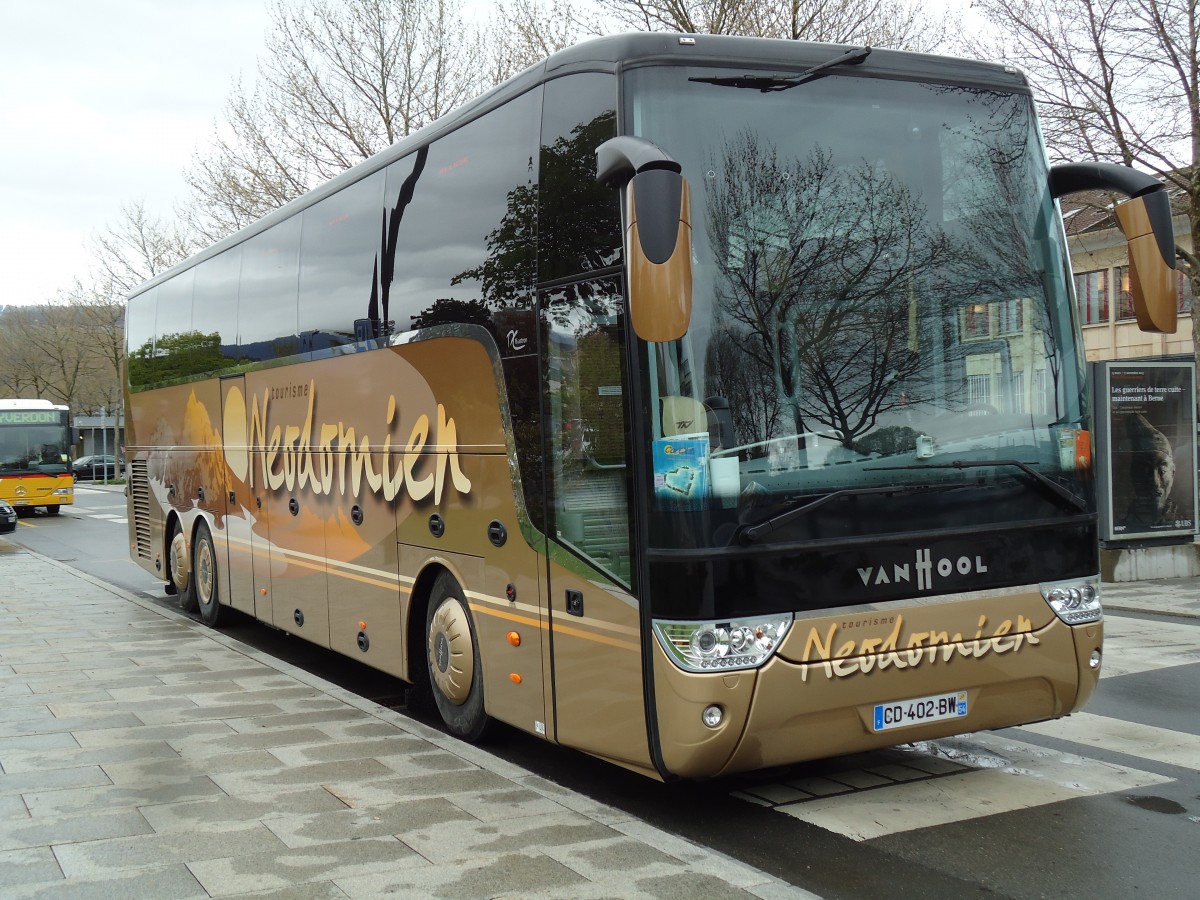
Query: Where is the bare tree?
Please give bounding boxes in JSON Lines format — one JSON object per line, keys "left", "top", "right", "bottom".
{"left": 91, "top": 201, "right": 195, "bottom": 298}
{"left": 485, "top": 0, "right": 601, "bottom": 82}
{"left": 596, "top": 0, "right": 950, "bottom": 50}
{"left": 968, "top": 0, "right": 1200, "bottom": 349}
{"left": 183, "top": 0, "right": 492, "bottom": 242}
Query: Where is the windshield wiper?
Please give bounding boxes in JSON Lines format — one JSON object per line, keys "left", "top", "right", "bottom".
{"left": 688, "top": 46, "right": 872, "bottom": 92}
{"left": 866, "top": 459, "right": 1088, "bottom": 513}
{"left": 739, "top": 481, "right": 950, "bottom": 544}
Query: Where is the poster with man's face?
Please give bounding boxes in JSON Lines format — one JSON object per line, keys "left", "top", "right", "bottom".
{"left": 1107, "top": 362, "right": 1197, "bottom": 540}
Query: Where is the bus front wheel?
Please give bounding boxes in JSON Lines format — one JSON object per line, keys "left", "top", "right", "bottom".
{"left": 425, "top": 573, "right": 490, "bottom": 742}
{"left": 193, "top": 521, "right": 221, "bottom": 628}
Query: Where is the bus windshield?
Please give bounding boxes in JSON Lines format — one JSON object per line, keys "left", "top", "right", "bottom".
{"left": 0, "top": 419, "right": 71, "bottom": 476}
{"left": 625, "top": 65, "right": 1089, "bottom": 549}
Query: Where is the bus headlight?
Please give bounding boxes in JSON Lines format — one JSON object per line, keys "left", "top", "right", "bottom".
{"left": 654, "top": 615, "right": 792, "bottom": 672}
{"left": 52, "top": 488, "right": 73, "bottom": 496}
{"left": 1041, "top": 576, "right": 1101, "bottom": 624}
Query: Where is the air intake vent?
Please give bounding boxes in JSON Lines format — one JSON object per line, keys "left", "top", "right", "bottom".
{"left": 130, "top": 460, "right": 152, "bottom": 559}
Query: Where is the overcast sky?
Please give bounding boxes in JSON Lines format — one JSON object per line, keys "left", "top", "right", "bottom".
{"left": 0, "top": 0, "right": 976, "bottom": 311}
{"left": 0, "top": 0, "right": 274, "bottom": 308}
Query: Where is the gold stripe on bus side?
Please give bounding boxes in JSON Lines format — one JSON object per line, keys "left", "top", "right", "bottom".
{"left": 468, "top": 601, "right": 640, "bottom": 653}
{"left": 225, "top": 535, "right": 410, "bottom": 593}
{"left": 224, "top": 535, "right": 637, "bottom": 651}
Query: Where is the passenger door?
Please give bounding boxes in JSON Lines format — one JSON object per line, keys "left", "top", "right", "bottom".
{"left": 540, "top": 277, "right": 651, "bottom": 769}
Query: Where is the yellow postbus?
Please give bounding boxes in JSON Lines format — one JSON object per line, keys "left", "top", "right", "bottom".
{"left": 0, "top": 399, "right": 74, "bottom": 516}
{"left": 124, "top": 35, "right": 1177, "bottom": 779}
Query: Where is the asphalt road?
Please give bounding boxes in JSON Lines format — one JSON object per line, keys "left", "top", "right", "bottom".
{"left": 8, "top": 487, "right": 1200, "bottom": 899}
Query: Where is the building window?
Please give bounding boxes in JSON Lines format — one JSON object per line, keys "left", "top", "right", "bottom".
{"left": 964, "top": 303, "right": 990, "bottom": 339}
{"left": 1116, "top": 266, "right": 1134, "bottom": 320}
{"left": 1115, "top": 266, "right": 1193, "bottom": 319}
{"left": 1074, "top": 270, "right": 1108, "bottom": 325}
{"left": 997, "top": 297, "right": 1023, "bottom": 335}
{"left": 1178, "top": 270, "right": 1194, "bottom": 314}
{"left": 967, "top": 373, "right": 992, "bottom": 411}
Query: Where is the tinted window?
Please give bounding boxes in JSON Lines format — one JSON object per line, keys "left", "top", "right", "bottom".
{"left": 152, "top": 268, "right": 207, "bottom": 383}
{"left": 239, "top": 214, "right": 301, "bottom": 362}
{"left": 383, "top": 87, "right": 541, "bottom": 340}
{"left": 539, "top": 73, "right": 620, "bottom": 283}
{"left": 298, "top": 170, "right": 386, "bottom": 355}
{"left": 126, "top": 287, "right": 157, "bottom": 389}
{"left": 191, "top": 246, "right": 242, "bottom": 370}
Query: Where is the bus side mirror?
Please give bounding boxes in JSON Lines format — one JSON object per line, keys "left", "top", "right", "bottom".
{"left": 1049, "top": 162, "right": 1178, "bottom": 334}
{"left": 597, "top": 137, "right": 693, "bottom": 343}
{"left": 1114, "top": 194, "right": 1177, "bottom": 334}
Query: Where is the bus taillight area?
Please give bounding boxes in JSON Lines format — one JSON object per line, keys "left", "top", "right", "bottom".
{"left": 651, "top": 591, "right": 1103, "bottom": 779}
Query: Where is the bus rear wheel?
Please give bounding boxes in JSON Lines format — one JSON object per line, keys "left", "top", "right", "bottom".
{"left": 425, "top": 573, "right": 489, "bottom": 742}
{"left": 192, "top": 521, "right": 221, "bottom": 628}
{"left": 168, "top": 520, "right": 197, "bottom": 612}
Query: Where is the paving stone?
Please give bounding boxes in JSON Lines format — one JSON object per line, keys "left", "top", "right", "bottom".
{"left": 263, "top": 796, "right": 476, "bottom": 848}
{"left": 72, "top": 720, "right": 234, "bottom": 750}
{"left": 52, "top": 821, "right": 286, "bottom": 878}
{"left": 0, "top": 808, "right": 154, "bottom": 852}
{"left": 0, "top": 712, "right": 143, "bottom": 739}
{"left": 0, "top": 739, "right": 181, "bottom": 774}
{"left": 321, "top": 767, "right": 514, "bottom": 808}
{"left": 4, "top": 863, "right": 207, "bottom": 899}
{"left": 101, "top": 749, "right": 283, "bottom": 784}
{"left": 169, "top": 726, "right": 329, "bottom": 754}
{"left": 186, "top": 834, "right": 419, "bottom": 895}
{"left": 0, "top": 764, "right": 111, "bottom": 797}
{"left": 210, "top": 757, "right": 398, "bottom": 795}
{"left": 23, "top": 775, "right": 224, "bottom": 818}
{"left": 0, "top": 845, "right": 63, "bottom": 886}
{"left": 335, "top": 850, "right": 587, "bottom": 899}
{"left": 268, "top": 736, "right": 447, "bottom": 766}
{"left": 140, "top": 786, "right": 350, "bottom": 833}
{"left": 400, "top": 810, "right": 616, "bottom": 864}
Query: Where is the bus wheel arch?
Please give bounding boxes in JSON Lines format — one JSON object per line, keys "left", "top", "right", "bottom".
{"left": 424, "top": 570, "right": 490, "bottom": 742}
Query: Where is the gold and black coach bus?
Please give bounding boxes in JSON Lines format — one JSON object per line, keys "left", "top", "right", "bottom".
{"left": 125, "top": 34, "right": 1177, "bottom": 779}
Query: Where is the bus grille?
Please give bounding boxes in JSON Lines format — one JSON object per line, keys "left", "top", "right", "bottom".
{"left": 130, "top": 461, "right": 152, "bottom": 560}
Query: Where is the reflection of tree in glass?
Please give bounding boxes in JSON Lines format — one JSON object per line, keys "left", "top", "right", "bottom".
{"left": 704, "top": 133, "right": 953, "bottom": 450}
{"left": 129, "top": 332, "right": 228, "bottom": 386}
{"left": 444, "top": 111, "right": 619, "bottom": 322}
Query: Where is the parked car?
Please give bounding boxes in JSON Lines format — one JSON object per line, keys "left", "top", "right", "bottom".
{"left": 72, "top": 454, "right": 121, "bottom": 480}
{"left": 0, "top": 499, "right": 16, "bottom": 534}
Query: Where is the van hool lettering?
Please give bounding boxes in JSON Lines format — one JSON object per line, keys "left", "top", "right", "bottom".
{"left": 226, "top": 381, "right": 472, "bottom": 505}
{"left": 799, "top": 613, "right": 1040, "bottom": 681}
{"left": 856, "top": 549, "right": 988, "bottom": 591}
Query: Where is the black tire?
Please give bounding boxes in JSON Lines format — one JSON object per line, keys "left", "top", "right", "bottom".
{"left": 44, "top": 505, "right": 61, "bottom": 516}
{"left": 168, "top": 519, "right": 198, "bottom": 612}
{"left": 425, "top": 573, "right": 489, "bottom": 742}
{"left": 193, "top": 520, "right": 221, "bottom": 627}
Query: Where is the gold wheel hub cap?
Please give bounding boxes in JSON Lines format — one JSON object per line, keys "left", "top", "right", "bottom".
{"left": 428, "top": 598, "right": 475, "bottom": 705}
{"left": 169, "top": 532, "right": 190, "bottom": 591}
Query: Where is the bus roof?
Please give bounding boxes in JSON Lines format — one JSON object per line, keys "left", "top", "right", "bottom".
{"left": 128, "top": 33, "right": 1029, "bottom": 302}
{"left": 0, "top": 399, "right": 68, "bottom": 411}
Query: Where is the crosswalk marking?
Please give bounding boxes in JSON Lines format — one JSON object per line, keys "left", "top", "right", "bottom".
{"left": 752, "top": 731, "right": 1169, "bottom": 841}
{"left": 1020, "top": 713, "right": 1200, "bottom": 770}
{"left": 731, "top": 613, "right": 1198, "bottom": 841}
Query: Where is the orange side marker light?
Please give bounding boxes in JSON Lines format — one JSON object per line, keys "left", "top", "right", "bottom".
{"left": 509, "top": 673, "right": 523, "bottom": 684}
{"left": 506, "top": 631, "right": 521, "bottom": 647}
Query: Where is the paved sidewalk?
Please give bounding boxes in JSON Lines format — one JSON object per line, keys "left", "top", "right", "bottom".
{"left": 1101, "top": 577, "right": 1200, "bottom": 619}
{"left": 0, "top": 544, "right": 812, "bottom": 899}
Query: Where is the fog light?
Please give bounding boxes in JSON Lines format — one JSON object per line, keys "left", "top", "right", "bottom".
{"left": 1089, "top": 649, "right": 1101, "bottom": 670}
{"left": 702, "top": 705, "right": 724, "bottom": 728}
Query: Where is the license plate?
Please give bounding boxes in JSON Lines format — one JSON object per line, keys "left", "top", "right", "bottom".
{"left": 873, "top": 690, "right": 968, "bottom": 732}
